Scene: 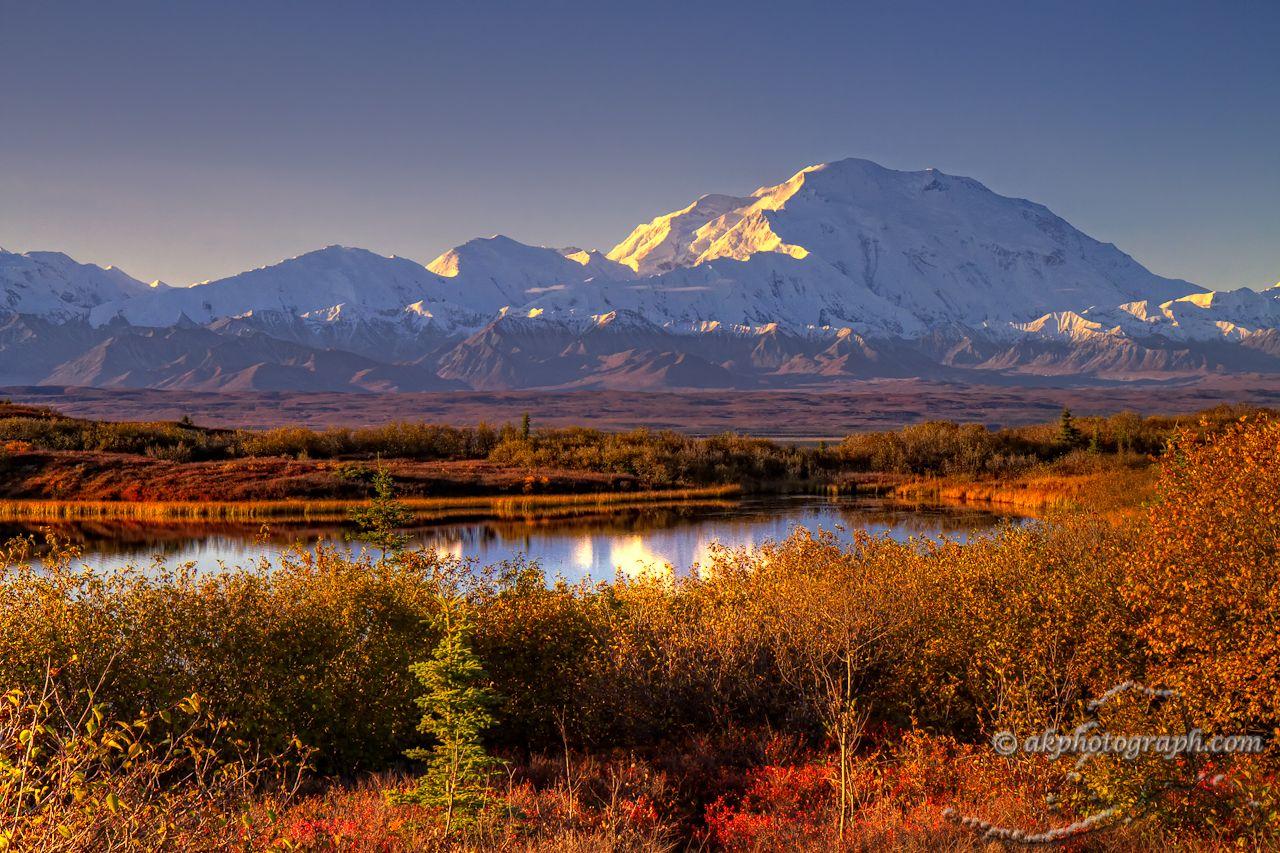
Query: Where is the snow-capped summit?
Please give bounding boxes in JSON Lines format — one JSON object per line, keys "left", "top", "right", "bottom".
{"left": 1, "top": 248, "right": 150, "bottom": 322}
{"left": 90, "top": 245, "right": 455, "bottom": 328}
{"left": 559, "top": 247, "right": 633, "bottom": 280}
{"left": 607, "top": 157, "right": 1202, "bottom": 326}
{"left": 608, "top": 193, "right": 752, "bottom": 275}
{"left": 427, "top": 235, "right": 633, "bottom": 312}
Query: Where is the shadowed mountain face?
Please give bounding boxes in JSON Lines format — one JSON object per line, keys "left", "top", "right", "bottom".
{"left": 2, "top": 158, "right": 1276, "bottom": 391}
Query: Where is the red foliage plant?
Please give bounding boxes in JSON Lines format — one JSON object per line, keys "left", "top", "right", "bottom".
{"left": 703, "top": 762, "right": 832, "bottom": 849}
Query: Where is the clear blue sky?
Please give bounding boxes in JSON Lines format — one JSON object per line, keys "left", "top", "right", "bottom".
{"left": 1, "top": 0, "right": 1276, "bottom": 289}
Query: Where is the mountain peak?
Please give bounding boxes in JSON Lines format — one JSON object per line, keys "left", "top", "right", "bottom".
{"left": 90, "top": 245, "right": 448, "bottom": 328}
{"left": 301, "top": 244, "right": 380, "bottom": 261}
{"left": 607, "top": 192, "right": 752, "bottom": 274}
{"left": 428, "top": 235, "right": 633, "bottom": 311}
{"left": 426, "top": 235, "right": 539, "bottom": 276}
{"left": 1, "top": 248, "right": 150, "bottom": 321}
{"left": 604, "top": 156, "right": 1200, "bottom": 324}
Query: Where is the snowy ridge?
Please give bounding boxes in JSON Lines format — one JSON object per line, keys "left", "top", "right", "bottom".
{"left": 608, "top": 193, "right": 752, "bottom": 275}
{"left": 1, "top": 249, "right": 152, "bottom": 322}
{"left": 521, "top": 252, "right": 927, "bottom": 337}
{"left": 87, "top": 246, "right": 472, "bottom": 330}
{"left": 1014, "top": 287, "right": 1280, "bottom": 344}
{"left": 426, "top": 235, "right": 634, "bottom": 313}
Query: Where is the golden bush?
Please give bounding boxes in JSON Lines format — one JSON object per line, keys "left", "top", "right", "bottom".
{"left": 1124, "top": 415, "right": 1280, "bottom": 729}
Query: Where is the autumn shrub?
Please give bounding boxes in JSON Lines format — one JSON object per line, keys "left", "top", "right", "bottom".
{"left": 268, "top": 760, "right": 679, "bottom": 852}
{"left": 468, "top": 563, "right": 615, "bottom": 748}
{"left": 0, "top": 415, "right": 235, "bottom": 460}
{"left": 1, "top": 400, "right": 1271, "bottom": 498}
{"left": 1123, "top": 414, "right": 1280, "bottom": 730}
{"left": 1038, "top": 684, "right": 1280, "bottom": 844}
{"left": 487, "top": 427, "right": 814, "bottom": 488}
{"left": 0, "top": 670, "right": 306, "bottom": 852}
{"left": 0, "top": 517, "right": 1150, "bottom": 777}
{"left": 238, "top": 426, "right": 350, "bottom": 460}
{"left": 894, "top": 520, "right": 1137, "bottom": 735}
{"left": 838, "top": 421, "right": 1006, "bottom": 475}
{"left": 834, "top": 404, "right": 1274, "bottom": 480}
{"left": 0, "top": 538, "right": 454, "bottom": 772}
{"left": 590, "top": 519, "right": 1133, "bottom": 744}
{"left": 703, "top": 760, "right": 833, "bottom": 849}
{"left": 347, "top": 421, "right": 500, "bottom": 460}
{"left": 698, "top": 731, "right": 1059, "bottom": 851}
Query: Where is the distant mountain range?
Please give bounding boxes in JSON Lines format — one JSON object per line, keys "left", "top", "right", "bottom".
{"left": 4, "top": 158, "right": 1278, "bottom": 392}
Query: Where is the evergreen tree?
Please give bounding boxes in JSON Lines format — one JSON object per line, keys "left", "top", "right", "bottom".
{"left": 520, "top": 411, "right": 531, "bottom": 441}
{"left": 347, "top": 466, "right": 412, "bottom": 560}
{"left": 391, "top": 596, "right": 500, "bottom": 834}
{"left": 1058, "top": 406, "right": 1082, "bottom": 448}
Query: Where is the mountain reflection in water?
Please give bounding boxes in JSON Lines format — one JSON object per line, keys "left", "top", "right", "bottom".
{"left": 7, "top": 495, "right": 1027, "bottom": 582}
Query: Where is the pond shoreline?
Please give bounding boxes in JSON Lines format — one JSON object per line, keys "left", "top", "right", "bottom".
{"left": 0, "top": 485, "right": 746, "bottom": 522}
{"left": 0, "top": 474, "right": 1086, "bottom": 524}
{"left": 7, "top": 494, "right": 1029, "bottom": 580}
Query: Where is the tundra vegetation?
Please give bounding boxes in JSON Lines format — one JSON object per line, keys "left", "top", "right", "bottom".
{"left": 0, "top": 409, "right": 1278, "bottom": 849}
{"left": 0, "top": 400, "right": 1264, "bottom": 505}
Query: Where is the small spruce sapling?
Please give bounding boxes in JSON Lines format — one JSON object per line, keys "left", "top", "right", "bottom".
{"left": 347, "top": 466, "right": 412, "bottom": 559}
{"left": 391, "top": 595, "right": 501, "bottom": 835}
{"left": 1058, "top": 406, "right": 1082, "bottom": 448}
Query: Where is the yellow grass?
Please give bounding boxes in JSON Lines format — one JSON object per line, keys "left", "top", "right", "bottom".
{"left": 0, "top": 484, "right": 743, "bottom": 523}
{"left": 891, "top": 467, "right": 1156, "bottom": 515}
{"left": 893, "top": 478, "right": 1082, "bottom": 511}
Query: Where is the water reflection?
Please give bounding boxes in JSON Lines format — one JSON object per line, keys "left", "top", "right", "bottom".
{"left": 5, "top": 496, "right": 1026, "bottom": 582}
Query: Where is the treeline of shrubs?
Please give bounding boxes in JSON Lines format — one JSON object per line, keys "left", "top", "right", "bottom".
{"left": 0, "top": 400, "right": 1270, "bottom": 486}
{"left": 834, "top": 404, "right": 1268, "bottom": 476}
{"left": 0, "top": 407, "right": 505, "bottom": 463}
{"left": 489, "top": 428, "right": 816, "bottom": 486}
{"left": 3, "top": 416, "right": 1278, "bottom": 846}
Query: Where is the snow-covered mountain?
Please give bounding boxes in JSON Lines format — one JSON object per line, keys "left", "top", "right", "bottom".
{"left": 606, "top": 158, "right": 1200, "bottom": 325}
{"left": 1052, "top": 287, "right": 1280, "bottom": 342}
{"left": 521, "top": 251, "right": 928, "bottom": 337}
{"left": 608, "top": 193, "right": 752, "bottom": 275}
{"left": 3, "top": 157, "right": 1276, "bottom": 391}
{"left": 426, "top": 235, "right": 634, "bottom": 313}
{"left": 89, "top": 245, "right": 480, "bottom": 332}
{"left": 1, "top": 248, "right": 154, "bottom": 322}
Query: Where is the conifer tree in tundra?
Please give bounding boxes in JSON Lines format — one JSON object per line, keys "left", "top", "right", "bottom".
{"left": 392, "top": 594, "right": 501, "bottom": 835}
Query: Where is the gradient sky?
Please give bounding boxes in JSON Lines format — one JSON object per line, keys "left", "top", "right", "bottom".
{"left": 1, "top": 0, "right": 1276, "bottom": 290}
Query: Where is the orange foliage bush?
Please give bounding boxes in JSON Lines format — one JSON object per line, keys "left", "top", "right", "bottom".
{"left": 1123, "top": 414, "right": 1280, "bottom": 728}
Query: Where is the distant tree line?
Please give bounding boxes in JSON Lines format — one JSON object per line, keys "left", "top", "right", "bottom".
{"left": 0, "top": 401, "right": 1267, "bottom": 487}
